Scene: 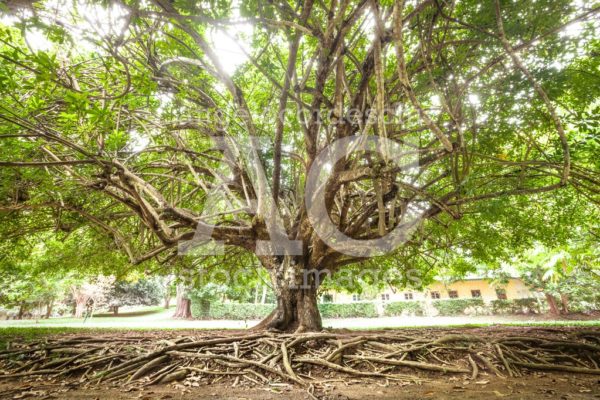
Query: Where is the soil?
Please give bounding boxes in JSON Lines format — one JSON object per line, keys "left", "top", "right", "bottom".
{"left": 0, "top": 326, "right": 599, "bottom": 399}
{"left": 1, "top": 375, "right": 598, "bottom": 399}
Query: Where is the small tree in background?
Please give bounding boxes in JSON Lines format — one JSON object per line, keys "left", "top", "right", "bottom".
{"left": 107, "top": 278, "right": 164, "bottom": 315}
{"left": 518, "top": 237, "right": 600, "bottom": 315}
{"left": 160, "top": 275, "right": 175, "bottom": 309}
{"left": 71, "top": 276, "right": 114, "bottom": 318}
{"left": 0, "top": 271, "right": 68, "bottom": 319}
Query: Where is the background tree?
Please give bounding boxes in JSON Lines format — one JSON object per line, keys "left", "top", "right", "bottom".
{"left": 518, "top": 233, "right": 600, "bottom": 315}
{"left": 107, "top": 277, "right": 164, "bottom": 315}
{"left": 0, "top": 269, "right": 68, "bottom": 319}
{"left": 70, "top": 275, "right": 114, "bottom": 318}
{"left": 159, "top": 275, "right": 175, "bottom": 309}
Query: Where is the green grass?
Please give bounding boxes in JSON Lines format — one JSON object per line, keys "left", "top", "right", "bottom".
{"left": 1, "top": 304, "right": 598, "bottom": 344}
{"left": 0, "top": 327, "right": 109, "bottom": 349}
{"left": 93, "top": 305, "right": 172, "bottom": 318}
{"left": 1, "top": 319, "right": 597, "bottom": 336}
{"left": 0, "top": 305, "right": 175, "bottom": 327}
{"left": 1, "top": 319, "right": 598, "bottom": 349}
{"left": 0, "top": 326, "right": 191, "bottom": 338}
{"left": 0, "top": 325, "right": 212, "bottom": 349}
{"left": 344, "top": 320, "right": 600, "bottom": 330}
{"left": 0, "top": 326, "right": 107, "bottom": 339}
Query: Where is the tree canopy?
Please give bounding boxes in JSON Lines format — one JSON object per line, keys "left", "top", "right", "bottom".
{"left": 0, "top": 0, "right": 599, "bottom": 331}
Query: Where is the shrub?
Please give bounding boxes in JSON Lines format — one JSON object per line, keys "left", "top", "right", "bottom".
{"left": 191, "top": 301, "right": 275, "bottom": 320}
{"left": 108, "top": 278, "right": 164, "bottom": 312}
{"left": 576, "top": 292, "right": 600, "bottom": 312}
{"left": 383, "top": 301, "right": 424, "bottom": 316}
{"left": 318, "top": 302, "right": 378, "bottom": 318}
{"left": 491, "top": 298, "right": 543, "bottom": 314}
{"left": 190, "top": 301, "right": 378, "bottom": 319}
{"left": 433, "top": 298, "right": 485, "bottom": 315}
{"left": 514, "top": 298, "right": 542, "bottom": 313}
{"left": 490, "top": 299, "right": 513, "bottom": 314}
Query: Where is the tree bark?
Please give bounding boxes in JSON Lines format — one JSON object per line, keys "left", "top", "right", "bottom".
{"left": 559, "top": 259, "right": 570, "bottom": 314}
{"left": 253, "top": 258, "right": 323, "bottom": 332}
{"left": 45, "top": 300, "right": 53, "bottom": 319}
{"left": 254, "top": 283, "right": 259, "bottom": 304}
{"left": 261, "top": 285, "right": 267, "bottom": 304}
{"left": 545, "top": 293, "right": 560, "bottom": 315}
{"left": 18, "top": 303, "right": 25, "bottom": 320}
{"left": 74, "top": 301, "right": 86, "bottom": 318}
{"left": 559, "top": 293, "right": 570, "bottom": 314}
{"left": 173, "top": 284, "right": 192, "bottom": 319}
{"left": 163, "top": 275, "right": 173, "bottom": 309}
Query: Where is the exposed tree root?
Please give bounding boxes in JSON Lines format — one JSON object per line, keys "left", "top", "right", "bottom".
{"left": 0, "top": 329, "right": 599, "bottom": 398}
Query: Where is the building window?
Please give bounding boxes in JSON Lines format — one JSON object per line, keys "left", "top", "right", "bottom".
{"left": 381, "top": 293, "right": 390, "bottom": 301}
{"left": 471, "top": 290, "right": 482, "bottom": 298}
{"left": 404, "top": 292, "right": 413, "bottom": 300}
{"left": 430, "top": 291, "right": 440, "bottom": 299}
{"left": 352, "top": 294, "right": 361, "bottom": 302}
{"left": 448, "top": 290, "right": 459, "bottom": 299}
{"left": 496, "top": 289, "right": 507, "bottom": 300}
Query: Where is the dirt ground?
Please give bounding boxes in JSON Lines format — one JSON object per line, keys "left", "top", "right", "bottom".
{"left": 0, "top": 326, "right": 599, "bottom": 399}
{"left": 1, "top": 374, "right": 598, "bottom": 399}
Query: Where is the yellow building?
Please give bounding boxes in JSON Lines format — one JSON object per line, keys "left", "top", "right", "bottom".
{"left": 328, "top": 277, "right": 533, "bottom": 304}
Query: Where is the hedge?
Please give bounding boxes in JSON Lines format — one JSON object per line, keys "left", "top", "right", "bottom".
{"left": 191, "top": 298, "right": 554, "bottom": 319}
{"left": 318, "top": 302, "right": 378, "bottom": 318}
{"left": 191, "top": 301, "right": 275, "bottom": 320}
{"left": 432, "top": 298, "right": 485, "bottom": 316}
{"left": 383, "top": 301, "right": 424, "bottom": 316}
{"left": 190, "top": 301, "right": 378, "bottom": 319}
{"left": 491, "top": 298, "right": 542, "bottom": 314}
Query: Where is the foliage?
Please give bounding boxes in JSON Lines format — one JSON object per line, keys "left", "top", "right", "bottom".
{"left": 516, "top": 234, "right": 600, "bottom": 313}
{"left": 190, "top": 301, "right": 379, "bottom": 319}
{"left": 0, "top": 271, "right": 68, "bottom": 316}
{"left": 383, "top": 301, "right": 425, "bottom": 316}
{"left": 108, "top": 278, "right": 164, "bottom": 309}
{"left": 0, "top": 0, "right": 598, "bottom": 328}
{"left": 432, "top": 299, "right": 485, "bottom": 316}
{"left": 490, "top": 298, "right": 543, "bottom": 315}
{"left": 318, "top": 303, "right": 378, "bottom": 319}
{"left": 0, "top": 236, "right": 82, "bottom": 316}
{"left": 191, "top": 302, "right": 275, "bottom": 320}
{"left": 69, "top": 275, "right": 115, "bottom": 317}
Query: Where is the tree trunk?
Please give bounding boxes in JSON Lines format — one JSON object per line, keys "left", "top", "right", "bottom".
{"left": 545, "top": 293, "right": 560, "bottom": 315}
{"left": 254, "top": 283, "right": 259, "bottom": 304}
{"left": 173, "top": 284, "right": 192, "bottom": 319}
{"left": 45, "top": 300, "right": 53, "bottom": 319}
{"left": 261, "top": 285, "right": 267, "bottom": 304}
{"left": 559, "top": 293, "right": 570, "bottom": 314}
{"left": 174, "top": 298, "right": 191, "bottom": 318}
{"left": 18, "top": 303, "right": 25, "bottom": 320}
{"left": 74, "top": 300, "right": 86, "bottom": 318}
{"left": 254, "top": 259, "right": 323, "bottom": 332}
{"left": 163, "top": 275, "right": 173, "bottom": 309}
{"left": 112, "top": 305, "right": 119, "bottom": 315}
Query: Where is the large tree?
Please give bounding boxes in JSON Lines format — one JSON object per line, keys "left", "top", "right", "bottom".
{"left": 0, "top": 0, "right": 598, "bottom": 331}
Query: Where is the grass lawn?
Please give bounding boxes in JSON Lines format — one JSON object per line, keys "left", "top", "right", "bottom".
{"left": 0, "top": 305, "right": 175, "bottom": 326}
{"left": 0, "top": 304, "right": 598, "bottom": 345}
